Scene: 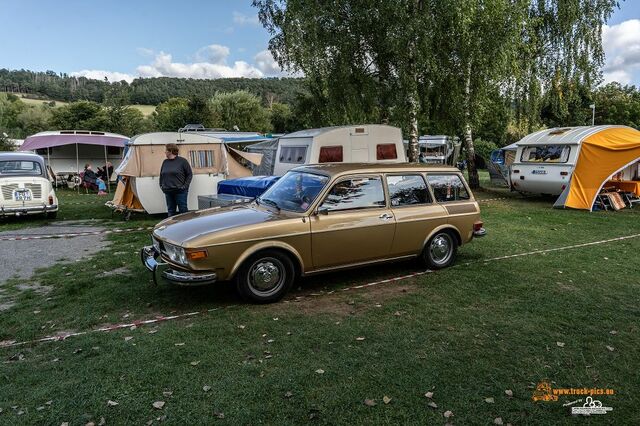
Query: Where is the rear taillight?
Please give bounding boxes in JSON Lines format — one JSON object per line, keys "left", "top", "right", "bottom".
{"left": 513, "top": 169, "right": 520, "bottom": 173}
{"left": 560, "top": 171, "right": 568, "bottom": 176}
{"left": 561, "top": 184, "right": 566, "bottom": 190}
{"left": 473, "top": 221, "right": 483, "bottom": 232}
{"left": 48, "top": 196, "right": 54, "bottom": 205}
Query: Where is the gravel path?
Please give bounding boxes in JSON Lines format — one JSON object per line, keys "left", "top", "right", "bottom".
{"left": 0, "top": 223, "right": 110, "bottom": 285}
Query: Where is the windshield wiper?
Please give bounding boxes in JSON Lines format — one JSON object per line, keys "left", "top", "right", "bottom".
{"left": 259, "top": 198, "right": 281, "bottom": 212}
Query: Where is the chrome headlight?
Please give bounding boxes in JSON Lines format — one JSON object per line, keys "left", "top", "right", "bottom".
{"left": 164, "top": 242, "right": 187, "bottom": 265}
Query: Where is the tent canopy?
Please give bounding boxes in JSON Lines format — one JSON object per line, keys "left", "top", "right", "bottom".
{"left": 22, "top": 131, "right": 128, "bottom": 151}
{"left": 558, "top": 126, "right": 640, "bottom": 210}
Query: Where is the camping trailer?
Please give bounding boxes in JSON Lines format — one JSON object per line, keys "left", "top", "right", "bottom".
{"left": 510, "top": 125, "right": 640, "bottom": 210}
{"left": 112, "top": 132, "right": 261, "bottom": 214}
{"left": 272, "top": 125, "right": 407, "bottom": 176}
{"left": 21, "top": 131, "right": 127, "bottom": 179}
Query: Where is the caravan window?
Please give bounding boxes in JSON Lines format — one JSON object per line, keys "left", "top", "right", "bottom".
{"left": 521, "top": 145, "right": 570, "bottom": 163}
{"left": 319, "top": 146, "right": 343, "bottom": 163}
{"left": 280, "top": 146, "right": 307, "bottom": 164}
{"left": 189, "top": 150, "right": 215, "bottom": 168}
{"left": 377, "top": 144, "right": 398, "bottom": 160}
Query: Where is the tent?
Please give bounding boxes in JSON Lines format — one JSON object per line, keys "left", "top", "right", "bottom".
{"left": 553, "top": 126, "right": 640, "bottom": 210}
{"left": 246, "top": 138, "right": 280, "bottom": 175}
{"left": 489, "top": 142, "right": 518, "bottom": 186}
{"left": 21, "top": 130, "right": 128, "bottom": 190}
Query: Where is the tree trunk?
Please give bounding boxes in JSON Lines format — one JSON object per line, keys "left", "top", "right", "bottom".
{"left": 464, "top": 62, "right": 480, "bottom": 189}
{"left": 406, "top": 37, "right": 420, "bottom": 163}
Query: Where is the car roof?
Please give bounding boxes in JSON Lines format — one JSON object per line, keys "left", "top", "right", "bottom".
{"left": 0, "top": 151, "right": 45, "bottom": 163}
{"left": 292, "top": 162, "right": 460, "bottom": 177}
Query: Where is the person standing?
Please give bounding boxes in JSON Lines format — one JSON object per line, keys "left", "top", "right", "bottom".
{"left": 160, "top": 143, "right": 193, "bottom": 216}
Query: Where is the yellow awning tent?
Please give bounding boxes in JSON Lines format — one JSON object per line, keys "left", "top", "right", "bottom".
{"left": 562, "top": 126, "right": 640, "bottom": 210}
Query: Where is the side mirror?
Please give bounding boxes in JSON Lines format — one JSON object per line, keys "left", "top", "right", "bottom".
{"left": 316, "top": 207, "right": 329, "bottom": 215}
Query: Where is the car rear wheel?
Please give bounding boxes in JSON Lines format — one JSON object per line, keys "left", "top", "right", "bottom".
{"left": 236, "top": 250, "right": 295, "bottom": 303}
{"left": 422, "top": 230, "right": 457, "bottom": 269}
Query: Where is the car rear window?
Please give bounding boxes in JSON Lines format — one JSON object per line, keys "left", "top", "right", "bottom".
{"left": 427, "top": 174, "right": 470, "bottom": 202}
{"left": 0, "top": 160, "right": 43, "bottom": 176}
{"left": 387, "top": 175, "right": 431, "bottom": 206}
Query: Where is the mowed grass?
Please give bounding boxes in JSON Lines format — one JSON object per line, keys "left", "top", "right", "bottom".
{"left": 1, "top": 92, "right": 156, "bottom": 116}
{"left": 0, "top": 176, "right": 639, "bottom": 425}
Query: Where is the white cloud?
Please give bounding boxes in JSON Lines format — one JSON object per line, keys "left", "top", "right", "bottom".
{"left": 233, "top": 12, "right": 260, "bottom": 26}
{"left": 195, "top": 44, "right": 230, "bottom": 64}
{"left": 254, "top": 50, "right": 285, "bottom": 76}
{"left": 70, "top": 69, "right": 134, "bottom": 83}
{"left": 135, "top": 51, "right": 264, "bottom": 79}
{"left": 71, "top": 44, "right": 297, "bottom": 82}
{"left": 602, "top": 19, "right": 640, "bottom": 85}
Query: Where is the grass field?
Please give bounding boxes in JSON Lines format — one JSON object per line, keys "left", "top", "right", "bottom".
{"left": 0, "top": 174, "right": 639, "bottom": 425}
{"left": 2, "top": 92, "right": 156, "bottom": 116}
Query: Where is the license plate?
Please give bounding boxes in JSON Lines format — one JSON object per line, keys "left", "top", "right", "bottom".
{"left": 532, "top": 170, "right": 547, "bottom": 175}
{"left": 14, "top": 190, "right": 31, "bottom": 201}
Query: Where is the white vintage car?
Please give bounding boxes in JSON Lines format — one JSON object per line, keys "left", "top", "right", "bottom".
{"left": 0, "top": 152, "right": 58, "bottom": 218}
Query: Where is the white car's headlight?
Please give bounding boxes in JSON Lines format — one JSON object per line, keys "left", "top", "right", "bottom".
{"left": 164, "top": 242, "right": 187, "bottom": 265}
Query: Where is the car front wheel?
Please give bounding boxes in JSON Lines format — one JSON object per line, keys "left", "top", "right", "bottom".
{"left": 422, "top": 231, "right": 457, "bottom": 269}
{"left": 236, "top": 250, "right": 295, "bottom": 303}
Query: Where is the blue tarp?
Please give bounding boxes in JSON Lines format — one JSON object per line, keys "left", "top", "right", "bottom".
{"left": 218, "top": 175, "right": 281, "bottom": 198}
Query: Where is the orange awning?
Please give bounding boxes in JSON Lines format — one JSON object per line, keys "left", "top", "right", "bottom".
{"left": 565, "top": 127, "right": 640, "bottom": 210}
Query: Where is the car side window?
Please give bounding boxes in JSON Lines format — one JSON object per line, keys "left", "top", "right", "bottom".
{"left": 386, "top": 175, "right": 431, "bottom": 206}
{"left": 320, "top": 176, "right": 385, "bottom": 211}
{"left": 427, "top": 174, "right": 470, "bottom": 202}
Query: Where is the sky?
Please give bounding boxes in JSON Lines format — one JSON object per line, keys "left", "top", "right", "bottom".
{"left": 0, "top": 0, "right": 638, "bottom": 86}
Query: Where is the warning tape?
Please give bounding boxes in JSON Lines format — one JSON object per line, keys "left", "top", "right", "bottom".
{"left": 0, "top": 227, "right": 153, "bottom": 241}
{"left": 2, "top": 232, "right": 640, "bottom": 349}
{"left": 477, "top": 197, "right": 508, "bottom": 202}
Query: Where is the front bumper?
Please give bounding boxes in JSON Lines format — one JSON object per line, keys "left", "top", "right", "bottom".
{"left": 0, "top": 204, "right": 58, "bottom": 216}
{"left": 140, "top": 245, "right": 217, "bottom": 286}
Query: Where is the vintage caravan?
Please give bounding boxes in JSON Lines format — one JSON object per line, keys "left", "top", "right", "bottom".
{"left": 511, "top": 125, "right": 640, "bottom": 210}
{"left": 112, "top": 132, "right": 260, "bottom": 214}
{"left": 272, "top": 125, "right": 406, "bottom": 176}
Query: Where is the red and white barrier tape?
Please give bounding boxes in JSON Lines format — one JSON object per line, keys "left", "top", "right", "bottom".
{"left": 0, "top": 227, "right": 153, "bottom": 241}
{"left": 477, "top": 197, "right": 508, "bottom": 202}
{"left": 2, "top": 232, "right": 640, "bottom": 349}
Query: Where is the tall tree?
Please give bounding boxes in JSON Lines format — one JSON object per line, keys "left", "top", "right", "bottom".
{"left": 208, "top": 91, "right": 272, "bottom": 132}
{"left": 253, "top": 0, "right": 434, "bottom": 161}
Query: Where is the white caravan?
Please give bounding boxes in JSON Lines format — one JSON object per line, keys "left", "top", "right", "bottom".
{"left": 273, "top": 125, "right": 407, "bottom": 176}
{"left": 510, "top": 125, "right": 640, "bottom": 196}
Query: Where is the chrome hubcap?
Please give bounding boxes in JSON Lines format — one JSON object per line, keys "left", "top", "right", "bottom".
{"left": 249, "top": 258, "right": 283, "bottom": 293}
{"left": 430, "top": 234, "right": 452, "bottom": 265}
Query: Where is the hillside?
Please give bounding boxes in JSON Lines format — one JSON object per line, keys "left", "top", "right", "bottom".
{"left": 0, "top": 69, "right": 307, "bottom": 106}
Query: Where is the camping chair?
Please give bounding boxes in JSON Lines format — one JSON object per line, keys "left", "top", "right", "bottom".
{"left": 621, "top": 191, "right": 640, "bottom": 209}
{"left": 79, "top": 171, "right": 99, "bottom": 194}
{"left": 599, "top": 191, "right": 626, "bottom": 211}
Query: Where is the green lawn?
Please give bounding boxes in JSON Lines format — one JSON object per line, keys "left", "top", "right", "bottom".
{"left": 2, "top": 92, "right": 155, "bottom": 116}
{"left": 0, "top": 177, "right": 639, "bottom": 425}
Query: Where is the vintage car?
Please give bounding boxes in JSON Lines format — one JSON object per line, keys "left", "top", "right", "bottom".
{"left": 141, "top": 163, "right": 486, "bottom": 303}
{"left": 0, "top": 152, "right": 58, "bottom": 218}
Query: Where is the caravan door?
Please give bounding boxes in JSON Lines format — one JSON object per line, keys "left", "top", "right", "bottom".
{"left": 350, "top": 130, "right": 370, "bottom": 162}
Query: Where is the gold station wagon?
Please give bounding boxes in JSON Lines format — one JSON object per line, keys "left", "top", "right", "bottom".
{"left": 141, "top": 163, "right": 486, "bottom": 303}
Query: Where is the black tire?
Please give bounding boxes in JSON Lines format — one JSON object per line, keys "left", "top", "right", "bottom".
{"left": 422, "top": 230, "right": 458, "bottom": 269}
{"left": 235, "top": 250, "right": 295, "bottom": 303}
{"left": 46, "top": 211, "right": 57, "bottom": 220}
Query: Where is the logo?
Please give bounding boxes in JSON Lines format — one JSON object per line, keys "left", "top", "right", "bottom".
{"left": 571, "top": 396, "right": 613, "bottom": 416}
{"left": 532, "top": 381, "right": 558, "bottom": 402}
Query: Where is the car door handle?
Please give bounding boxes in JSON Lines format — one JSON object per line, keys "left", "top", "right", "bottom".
{"left": 379, "top": 213, "right": 393, "bottom": 220}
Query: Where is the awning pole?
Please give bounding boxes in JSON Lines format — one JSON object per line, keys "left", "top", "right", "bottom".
{"left": 76, "top": 142, "right": 79, "bottom": 193}
{"left": 47, "top": 148, "right": 54, "bottom": 188}
{"left": 103, "top": 144, "right": 109, "bottom": 194}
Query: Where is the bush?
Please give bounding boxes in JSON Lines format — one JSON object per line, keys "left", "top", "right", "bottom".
{"left": 473, "top": 138, "right": 499, "bottom": 162}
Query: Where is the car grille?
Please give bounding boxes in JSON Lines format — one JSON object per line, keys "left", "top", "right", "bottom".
{"left": 1, "top": 184, "right": 19, "bottom": 200}
{"left": 24, "top": 183, "right": 42, "bottom": 199}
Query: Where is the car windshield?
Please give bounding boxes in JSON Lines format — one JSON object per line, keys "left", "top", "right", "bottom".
{"left": 0, "top": 160, "right": 43, "bottom": 176}
{"left": 258, "top": 171, "right": 329, "bottom": 212}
